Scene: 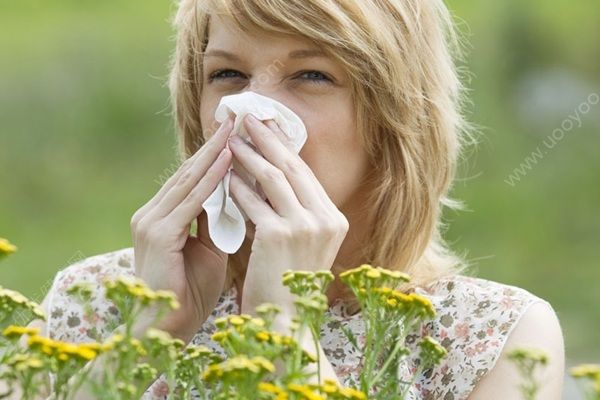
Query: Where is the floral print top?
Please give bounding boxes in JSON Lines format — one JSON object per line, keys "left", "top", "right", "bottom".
{"left": 45, "top": 247, "right": 549, "bottom": 400}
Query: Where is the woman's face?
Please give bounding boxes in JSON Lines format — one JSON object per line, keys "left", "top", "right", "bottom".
{"left": 200, "top": 15, "right": 371, "bottom": 213}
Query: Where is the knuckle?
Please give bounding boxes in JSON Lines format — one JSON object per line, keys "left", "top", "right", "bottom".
{"left": 292, "top": 217, "right": 320, "bottom": 242}
{"left": 294, "top": 219, "right": 318, "bottom": 240}
{"left": 134, "top": 216, "right": 156, "bottom": 240}
{"left": 320, "top": 223, "right": 338, "bottom": 239}
{"left": 181, "top": 157, "right": 192, "bottom": 169}
{"left": 317, "top": 213, "right": 348, "bottom": 238}
{"left": 188, "top": 184, "right": 205, "bottom": 201}
{"left": 337, "top": 213, "right": 350, "bottom": 233}
{"left": 177, "top": 170, "right": 192, "bottom": 186}
{"left": 281, "top": 158, "right": 303, "bottom": 176}
{"left": 130, "top": 212, "right": 142, "bottom": 230}
{"left": 262, "top": 224, "right": 290, "bottom": 241}
{"left": 260, "top": 167, "right": 285, "bottom": 184}
{"left": 144, "top": 223, "right": 165, "bottom": 243}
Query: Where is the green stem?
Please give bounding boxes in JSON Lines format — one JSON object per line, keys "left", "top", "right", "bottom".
{"left": 310, "top": 326, "right": 322, "bottom": 384}
{"left": 370, "top": 330, "right": 407, "bottom": 388}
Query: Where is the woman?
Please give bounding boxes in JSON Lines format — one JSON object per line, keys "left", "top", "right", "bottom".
{"left": 16, "top": 0, "right": 564, "bottom": 398}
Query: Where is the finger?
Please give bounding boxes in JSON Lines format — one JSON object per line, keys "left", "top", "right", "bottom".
{"left": 152, "top": 117, "right": 234, "bottom": 218}
{"left": 231, "top": 156, "right": 254, "bottom": 192}
{"left": 228, "top": 170, "right": 279, "bottom": 225}
{"left": 134, "top": 116, "right": 234, "bottom": 220}
{"left": 228, "top": 133, "right": 299, "bottom": 217}
{"left": 263, "top": 119, "right": 296, "bottom": 152}
{"left": 166, "top": 147, "right": 233, "bottom": 230}
{"left": 243, "top": 114, "right": 325, "bottom": 210}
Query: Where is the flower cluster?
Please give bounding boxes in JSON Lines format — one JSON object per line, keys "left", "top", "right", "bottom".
{"left": 174, "top": 344, "right": 222, "bottom": 398}
{"left": 197, "top": 272, "right": 368, "bottom": 400}
{"left": 203, "top": 355, "right": 275, "bottom": 382}
{"left": 418, "top": 336, "right": 448, "bottom": 367}
{"left": 371, "top": 287, "right": 435, "bottom": 319}
{"left": 1, "top": 323, "right": 104, "bottom": 399}
{"left": 338, "top": 263, "right": 444, "bottom": 398}
{"left": 0, "top": 237, "right": 18, "bottom": 258}
{"left": 104, "top": 276, "right": 180, "bottom": 308}
{"left": 339, "top": 264, "right": 410, "bottom": 299}
{"left": 6, "top": 237, "right": 587, "bottom": 400}
{"left": 570, "top": 364, "right": 600, "bottom": 400}
{"left": 507, "top": 347, "right": 550, "bottom": 400}
{"left": 102, "top": 275, "right": 180, "bottom": 339}
{"left": 258, "top": 379, "right": 367, "bottom": 400}
{"left": 0, "top": 287, "right": 45, "bottom": 330}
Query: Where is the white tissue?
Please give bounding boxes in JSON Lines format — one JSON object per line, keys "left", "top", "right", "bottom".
{"left": 202, "top": 91, "right": 308, "bottom": 254}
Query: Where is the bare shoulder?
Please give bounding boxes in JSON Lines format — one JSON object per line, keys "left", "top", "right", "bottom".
{"left": 468, "top": 301, "right": 565, "bottom": 399}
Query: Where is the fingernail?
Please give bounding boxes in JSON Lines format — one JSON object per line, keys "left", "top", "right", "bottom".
{"left": 246, "top": 114, "right": 259, "bottom": 125}
{"left": 229, "top": 135, "right": 243, "bottom": 144}
{"left": 218, "top": 148, "right": 228, "bottom": 159}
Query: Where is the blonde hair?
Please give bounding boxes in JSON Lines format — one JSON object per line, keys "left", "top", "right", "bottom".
{"left": 168, "top": 0, "right": 477, "bottom": 297}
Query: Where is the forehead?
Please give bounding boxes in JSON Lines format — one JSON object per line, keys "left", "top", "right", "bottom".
{"left": 205, "top": 14, "right": 315, "bottom": 55}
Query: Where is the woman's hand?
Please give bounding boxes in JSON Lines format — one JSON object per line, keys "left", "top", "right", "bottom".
{"left": 228, "top": 114, "right": 349, "bottom": 316}
{"left": 129, "top": 116, "right": 234, "bottom": 343}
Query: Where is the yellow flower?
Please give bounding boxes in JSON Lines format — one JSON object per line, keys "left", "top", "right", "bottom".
{"left": 202, "top": 355, "right": 275, "bottom": 382}
{"left": 255, "top": 303, "right": 282, "bottom": 317}
{"left": 508, "top": 347, "right": 549, "bottom": 365}
{"left": 182, "top": 345, "right": 214, "bottom": 360}
{"left": 570, "top": 364, "right": 600, "bottom": 378}
{"left": 319, "top": 379, "right": 338, "bottom": 394}
{"left": 408, "top": 293, "right": 436, "bottom": 318}
{"left": 0, "top": 287, "right": 46, "bottom": 320}
{"left": 6, "top": 354, "right": 45, "bottom": 372}
{"left": 229, "top": 316, "right": 245, "bottom": 326}
{"left": 27, "top": 335, "right": 56, "bottom": 355}
{"left": 0, "top": 237, "right": 18, "bottom": 256}
{"left": 570, "top": 363, "right": 600, "bottom": 393}
{"left": 258, "top": 382, "right": 285, "bottom": 395}
{"left": 339, "top": 264, "right": 371, "bottom": 280}
{"left": 145, "top": 328, "right": 174, "bottom": 345}
{"left": 25, "top": 357, "right": 44, "bottom": 369}
{"left": 2, "top": 324, "right": 40, "bottom": 339}
{"left": 211, "top": 330, "right": 229, "bottom": 343}
{"left": 287, "top": 383, "right": 325, "bottom": 400}
{"left": 255, "top": 331, "right": 270, "bottom": 342}
{"left": 75, "top": 346, "right": 98, "bottom": 361}
{"left": 302, "top": 350, "right": 318, "bottom": 363}
{"left": 155, "top": 290, "right": 180, "bottom": 309}
{"left": 365, "top": 269, "right": 381, "bottom": 279}
{"left": 214, "top": 316, "right": 228, "bottom": 329}
{"left": 338, "top": 387, "right": 367, "bottom": 400}
{"left": 419, "top": 336, "right": 447, "bottom": 366}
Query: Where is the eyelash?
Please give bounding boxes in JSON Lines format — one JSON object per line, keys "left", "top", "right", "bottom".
{"left": 207, "top": 69, "right": 332, "bottom": 85}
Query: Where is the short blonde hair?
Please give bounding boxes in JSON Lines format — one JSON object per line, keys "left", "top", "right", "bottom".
{"left": 168, "top": 0, "right": 477, "bottom": 295}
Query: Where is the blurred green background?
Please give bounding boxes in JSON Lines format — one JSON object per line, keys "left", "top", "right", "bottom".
{"left": 1, "top": 0, "right": 598, "bottom": 372}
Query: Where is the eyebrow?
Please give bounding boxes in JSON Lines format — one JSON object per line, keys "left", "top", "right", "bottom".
{"left": 203, "top": 48, "right": 329, "bottom": 62}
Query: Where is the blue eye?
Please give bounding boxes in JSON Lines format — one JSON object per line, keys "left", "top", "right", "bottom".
{"left": 297, "top": 70, "right": 332, "bottom": 84}
{"left": 208, "top": 69, "right": 244, "bottom": 82}
{"left": 208, "top": 69, "right": 332, "bottom": 85}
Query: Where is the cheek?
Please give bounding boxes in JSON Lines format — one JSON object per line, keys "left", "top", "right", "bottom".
{"left": 199, "top": 96, "right": 222, "bottom": 141}
{"left": 299, "top": 108, "right": 368, "bottom": 207}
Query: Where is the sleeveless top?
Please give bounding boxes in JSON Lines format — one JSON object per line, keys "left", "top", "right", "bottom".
{"left": 44, "top": 247, "right": 550, "bottom": 400}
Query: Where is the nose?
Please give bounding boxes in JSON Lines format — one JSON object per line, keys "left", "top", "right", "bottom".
{"left": 244, "top": 76, "right": 288, "bottom": 105}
